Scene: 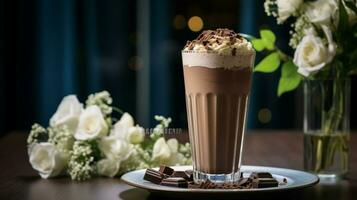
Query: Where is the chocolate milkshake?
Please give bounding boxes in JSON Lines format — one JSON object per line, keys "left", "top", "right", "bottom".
{"left": 182, "top": 29, "right": 255, "bottom": 183}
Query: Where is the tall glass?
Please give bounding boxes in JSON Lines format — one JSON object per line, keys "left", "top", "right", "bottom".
{"left": 182, "top": 51, "right": 254, "bottom": 183}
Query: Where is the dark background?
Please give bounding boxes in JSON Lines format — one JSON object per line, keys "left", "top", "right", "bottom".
{"left": 0, "top": 0, "right": 356, "bottom": 136}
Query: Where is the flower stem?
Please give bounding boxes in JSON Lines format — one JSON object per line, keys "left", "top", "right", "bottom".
{"left": 112, "top": 107, "right": 124, "bottom": 115}
{"left": 312, "top": 79, "right": 348, "bottom": 173}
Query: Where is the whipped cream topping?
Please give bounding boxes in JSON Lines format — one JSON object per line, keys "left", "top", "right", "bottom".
{"left": 182, "top": 52, "right": 255, "bottom": 69}
{"left": 183, "top": 28, "right": 254, "bottom": 56}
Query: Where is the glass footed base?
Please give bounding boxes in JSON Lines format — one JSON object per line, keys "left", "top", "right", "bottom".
{"left": 193, "top": 170, "right": 241, "bottom": 184}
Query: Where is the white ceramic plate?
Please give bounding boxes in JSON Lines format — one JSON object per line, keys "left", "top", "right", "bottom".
{"left": 121, "top": 165, "right": 319, "bottom": 197}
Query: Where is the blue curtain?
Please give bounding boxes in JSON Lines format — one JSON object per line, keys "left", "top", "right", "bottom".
{"left": 0, "top": 0, "right": 300, "bottom": 135}
{"left": 136, "top": 0, "right": 180, "bottom": 127}
{"left": 238, "top": 0, "right": 298, "bottom": 129}
{"left": 36, "top": 0, "right": 77, "bottom": 124}
{"left": 33, "top": 0, "right": 136, "bottom": 126}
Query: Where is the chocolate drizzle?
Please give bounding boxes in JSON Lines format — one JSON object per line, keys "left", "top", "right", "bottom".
{"left": 184, "top": 28, "right": 244, "bottom": 55}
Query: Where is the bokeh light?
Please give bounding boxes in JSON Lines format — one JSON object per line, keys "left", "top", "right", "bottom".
{"left": 128, "top": 56, "right": 143, "bottom": 71}
{"left": 258, "top": 108, "right": 272, "bottom": 124}
{"left": 173, "top": 15, "right": 186, "bottom": 30}
{"left": 188, "top": 16, "right": 203, "bottom": 32}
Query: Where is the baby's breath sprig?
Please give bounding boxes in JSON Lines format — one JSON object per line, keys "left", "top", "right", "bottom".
{"left": 48, "top": 125, "right": 74, "bottom": 153}
{"left": 264, "top": 0, "right": 278, "bottom": 18}
{"left": 68, "top": 140, "right": 101, "bottom": 181}
{"left": 289, "top": 15, "right": 311, "bottom": 48}
{"left": 86, "top": 91, "right": 113, "bottom": 117}
{"left": 140, "top": 115, "right": 173, "bottom": 155}
{"left": 150, "top": 115, "right": 172, "bottom": 140}
{"left": 27, "top": 123, "right": 48, "bottom": 146}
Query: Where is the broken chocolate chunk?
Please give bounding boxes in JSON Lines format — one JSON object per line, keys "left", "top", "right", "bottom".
{"left": 171, "top": 171, "right": 190, "bottom": 180}
{"left": 159, "top": 165, "right": 174, "bottom": 176}
{"left": 237, "top": 178, "right": 251, "bottom": 187}
{"left": 250, "top": 172, "right": 273, "bottom": 179}
{"left": 143, "top": 168, "right": 164, "bottom": 184}
{"left": 184, "top": 170, "right": 194, "bottom": 181}
{"left": 161, "top": 177, "right": 188, "bottom": 188}
{"left": 142, "top": 167, "right": 281, "bottom": 190}
{"left": 252, "top": 178, "right": 279, "bottom": 188}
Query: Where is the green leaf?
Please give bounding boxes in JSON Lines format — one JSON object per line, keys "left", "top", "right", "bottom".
{"left": 260, "top": 29, "right": 276, "bottom": 50}
{"left": 277, "top": 61, "right": 301, "bottom": 96}
{"left": 338, "top": 0, "right": 349, "bottom": 34}
{"left": 251, "top": 39, "right": 265, "bottom": 51}
{"left": 254, "top": 52, "right": 280, "bottom": 73}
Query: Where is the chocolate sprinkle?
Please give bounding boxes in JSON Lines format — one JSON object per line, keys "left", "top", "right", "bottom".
{"left": 232, "top": 48, "right": 237, "bottom": 56}
{"left": 183, "top": 28, "right": 244, "bottom": 53}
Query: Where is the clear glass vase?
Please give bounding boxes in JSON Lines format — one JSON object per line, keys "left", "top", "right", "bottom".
{"left": 303, "top": 78, "right": 350, "bottom": 178}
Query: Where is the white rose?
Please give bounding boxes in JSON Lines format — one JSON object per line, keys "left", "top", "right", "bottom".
{"left": 152, "top": 137, "right": 171, "bottom": 162}
{"left": 50, "top": 95, "right": 83, "bottom": 133}
{"left": 127, "top": 126, "right": 145, "bottom": 144}
{"left": 74, "top": 105, "right": 108, "bottom": 140}
{"left": 166, "top": 138, "right": 178, "bottom": 153}
{"left": 306, "top": 0, "right": 337, "bottom": 25}
{"left": 276, "top": 0, "right": 303, "bottom": 23}
{"left": 98, "top": 137, "right": 133, "bottom": 161}
{"left": 293, "top": 26, "right": 336, "bottom": 77}
{"left": 110, "top": 113, "right": 134, "bottom": 140}
{"left": 29, "top": 143, "right": 68, "bottom": 179}
{"left": 97, "top": 158, "right": 120, "bottom": 177}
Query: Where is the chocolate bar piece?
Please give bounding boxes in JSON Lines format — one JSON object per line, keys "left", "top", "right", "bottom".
{"left": 172, "top": 171, "right": 190, "bottom": 179}
{"left": 143, "top": 167, "right": 280, "bottom": 189}
{"left": 250, "top": 172, "right": 273, "bottom": 179}
{"left": 185, "top": 170, "right": 194, "bottom": 181}
{"left": 161, "top": 177, "right": 188, "bottom": 188}
{"left": 143, "top": 168, "right": 164, "bottom": 184}
{"left": 159, "top": 165, "right": 174, "bottom": 176}
{"left": 237, "top": 178, "right": 251, "bottom": 187}
{"left": 252, "top": 178, "right": 279, "bottom": 188}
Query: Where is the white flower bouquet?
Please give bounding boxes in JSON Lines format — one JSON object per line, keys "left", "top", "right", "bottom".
{"left": 254, "top": 0, "right": 355, "bottom": 174}
{"left": 27, "top": 91, "right": 192, "bottom": 181}
{"left": 254, "top": 0, "right": 357, "bottom": 92}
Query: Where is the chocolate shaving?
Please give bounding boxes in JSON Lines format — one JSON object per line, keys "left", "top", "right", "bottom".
{"left": 143, "top": 166, "right": 282, "bottom": 190}
{"left": 232, "top": 48, "right": 237, "bottom": 56}
{"left": 183, "top": 28, "right": 244, "bottom": 50}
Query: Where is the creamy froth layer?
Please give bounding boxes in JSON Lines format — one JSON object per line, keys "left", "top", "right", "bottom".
{"left": 182, "top": 52, "right": 255, "bottom": 69}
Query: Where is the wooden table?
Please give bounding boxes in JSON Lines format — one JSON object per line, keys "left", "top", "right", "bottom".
{"left": 1, "top": 131, "right": 356, "bottom": 200}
